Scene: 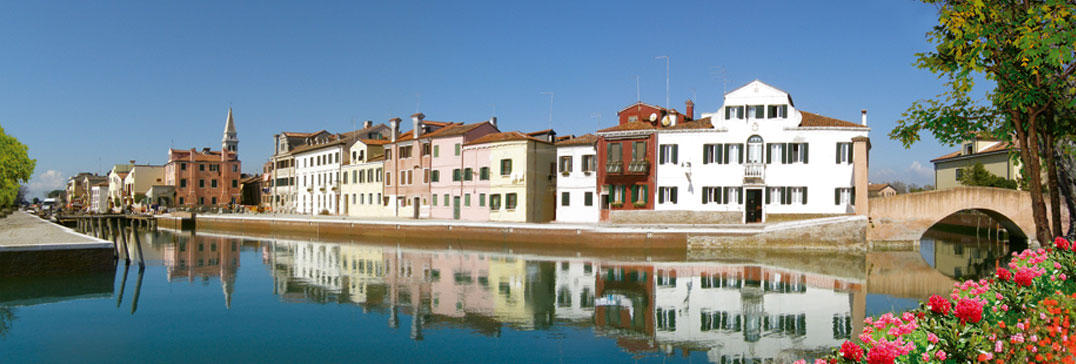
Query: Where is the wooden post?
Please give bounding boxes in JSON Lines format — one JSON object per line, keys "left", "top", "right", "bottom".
{"left": 131, "top": 266, "right": 144, "bottom": 315}
{"left": 113, "top": 218, "right": 129, "bottom": 265}
{"left": 116, "top": 263, "right": 129, "bottom": 307}
{"left": 132, "top": 222, "right": 145, "bottom": 268}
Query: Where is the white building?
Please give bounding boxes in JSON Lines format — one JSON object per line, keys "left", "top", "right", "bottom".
{"left": 654, "top": 80, "right": 870, "bottom": 223}
{"left": 293, "top": 140, "right": 350, "bottom": 215}
{"left": 552, "top": 259, "right": 598, "bottom": 321}
{"left": 90, "top": 183, "right": 109, "bottom": 213}
{"left": 341, "top": 137, "right": 391, "bottom": 218}
{"left": 555, "top": 134, "right": 599, "bottom": 223}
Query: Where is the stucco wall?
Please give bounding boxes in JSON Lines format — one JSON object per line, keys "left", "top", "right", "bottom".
{"left": 934, "top": 153, "right": 1017, "bottom": 190}
{"left": 556, "top": 144, "right": 599, "bottom": 223}
{"left": 609, "top": 210, "right": 743, "bottom": 224}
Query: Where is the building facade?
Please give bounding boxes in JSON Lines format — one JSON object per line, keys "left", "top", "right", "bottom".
{"left": 931, "top": 136, "right": 1018, "bottom": 190}
{"left": 163, "top": 108, "right": 242, "bottom": 207}
{"left": 464, "top": 132, "right": 557, "bottom": 223}
{"left": 293, "top": 140, "right": 348, "bottom": 215}
{"left": 90, "top": 183, "right": 109, "bottom": 213}
{"left": 123, "top": 165, "right": 166, "bottom": 206}
{"left": 269, "top": 130, "right": 333, "bottom": 213}
{"left": 342, "top": 158, "right": 389, "bottom": 218}
{"left": 427, "top": 120, "right": 500, "bottom": 220}
{"left": 383, "top": 114, "right": 452, "bottom": 218}
{"left": 555, "top": 134, "right": 599, "bottom": 223}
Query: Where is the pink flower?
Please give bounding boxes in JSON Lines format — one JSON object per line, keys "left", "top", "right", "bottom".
{"left": 922, "top": 353, "right": 930, "bottom": 362}
{"left": 935, "top": 350, "right": 947, "bottom": 361}
{"left": 928, "top": 332, "right": 939, "bottom": 344}
{"left": 995, "top": 340, "right": 1003, "bottom": 352}
{"left": 1015, "top": 267, "right": 1036, "bottom": 287}
{"left": 954, "top": 298, "right": 983, "bottom": 324}
{"left": 840, "top": 340, "right": 865, "bottom": 361}
{"left": 793, "top": 360, "right": 806, "bottom": 364}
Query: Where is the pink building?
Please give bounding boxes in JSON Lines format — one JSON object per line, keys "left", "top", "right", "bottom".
{"left": 427, "top": 119, "right": 500, "bottom": 220}
{"left": 383, "top": 114, "right": 453, "bottom": 218}
{"left": 163, "top": 109, "right": 242, "bottom": 207}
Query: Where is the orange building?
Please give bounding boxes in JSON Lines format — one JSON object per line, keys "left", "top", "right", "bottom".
{"left": 163, "top": 108, "right": 243, "bottom": 207}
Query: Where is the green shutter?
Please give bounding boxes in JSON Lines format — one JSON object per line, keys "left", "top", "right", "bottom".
{"left": 803, "top": 187, "right": 808, "bottom": 204}
{"left": 703, "top": 146, "right": 710, "bottom": 165}
{"left": 766, "top": 144, "right": 772, "bottom": 164}
{"left": 642, "top": 185, "right": 648, "bottom": 203}
{"left": 672, "top": 145, "right": 678, "bottom": 164}
{"left": 803, "top": 143, "right": 809, "bottom": 163}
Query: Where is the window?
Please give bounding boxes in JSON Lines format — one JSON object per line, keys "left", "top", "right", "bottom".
{"left": 500, "top": 159, "right": 512, "bottom": 176}
{"left": 180, "top": 179, "right": 187, "bottom": 188}
{"left": 632, "top": 141, "right": 647, "bottom": 161}
{"left": 561, "top": 192, "right": 570, "bottom": 206}
{"left": 424, "top": 168, "right": 430, "bottom": 183}
{"left": 628, "top": 115, "right": 638, "bottom": 122}
{"left": 703, "top": 144, "right": 724, "bottom": 164}
{"left": 835, "top": 187, "right": 854, "bottom": 205}
{"left": 352, "top": 151, "right": 357, "bottom": 161}
{"left": 659, "top": 144, "right": 678, "bottom": 164}
{"left": 400, "top": 171, "right": 407, "bottom": 185}
{"left": 582, "top": 155, "right": 596, "bottom": 172}
{"left": 209, "top": 164, "right": 219, "bottom": 172}
{"left": 963, "top": 143, "right": 974, "bottom": 155}
{"left": 232, "top": 179, "right": 237, "bottom": 188}
{"left": 180, "top": 163, "right": 187, "bottom": 171}
{"left": 433, "top": 194, "right": 438, "bottom": 206}
{"left": 464, "top": 194, "right": 471, "bottom": 207}
{"left": 658, "top": 187, "right": 677, "bottom": 204}
{"left": 609, "top": 185, "right": 624, "bottom": 204}
{"left": 559, "top": 156, "right": 573, "bottom": 173}
{"left": 454, "top": 143, "right": 461, "bottom": 156}
{"left": 211, "top": 197, "right": 217, "bottom": 205}
{"left": 199, "top": 179, "right": 205, "bottom": 188}
{"left": 702, "top": 187, "right": 721, "bottom": 204}
{"left": 199, "top": 197, "right": 205, "bottom": 205}
{"left": 407, "top": 170, "right": 413, "bottom": 185}
{"left": 179, "top": 197, "right": 184, "bottom": 205}
{"left": 836, "top": 143, "right": 853, "bottom": 164}
{"left": 199, "top": 164, "right": 205, "bottom": 171}
{"left": 479, "top": 167, "right": 489, "bottom": 180}
{"left": 768, "top": 143, "right": 784, "bottom": 164}
{"left": 788, "top": 143, "right": 809, "bottom": 164}
{"left": 956, "top": 168, "right": 965, "bottom": 180}
{"left": 490, "top": 194, "right": 501, "bottom": 210}
{"left": 386, "top": 150, "right": 392, "bottom": 159}
{"left": 724, "top": 105, "right": 745, "bottom": 120}
{"left": 443, "top": 194, "right": 449, "bottom": 207}
{"left": 385, "top": 172, "right": 391, "bottom": 185}
{"left": 452, "top": 168, "right": 462, "bottom": 182}
{"left": 463, "top": 168, "right": 473, "bottom": 181}
{"left": 607, "top": 143, "right": 622, "bottom": 164}
{"left": 505, "top": 193, "right": 517, "bottom": 210}
{"left": 791, "top": 187, "right": 807, "bottom": 204}
{"left": 584, "top": 192, "right": 594, "bottom": 206}
{"left": 433, "top": 145, "right": 440, "bottom": 157}
{"left": 479, "top": 193, "right": 486, "bottom": 207}
{"left": 726, "top": 144, "right": 743, "bottom": 164}
{"left": 767, "top": 105, "right": 788, "bottom": 118}
{"left": 749, "top": 105, "right": 765, "bottom": 119}
{"left": 767, "top": 187, "right": 782, "bottom": 205}
{"left": 431, "top": 170, "right": 440, "bottom": 182}
{"left": 422, "top": 143, "right": 431, "bottom": 156}
{"left": 399, "top": 146, "right": 412, "bottom": 158}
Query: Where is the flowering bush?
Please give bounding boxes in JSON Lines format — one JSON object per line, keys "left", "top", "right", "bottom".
{"left": 801, "top": 237, "right": 1076, "bottom": 363}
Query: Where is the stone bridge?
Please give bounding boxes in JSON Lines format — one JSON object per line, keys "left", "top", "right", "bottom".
{"left": 868, "top": 186, "right": 1069, "bottom": 244}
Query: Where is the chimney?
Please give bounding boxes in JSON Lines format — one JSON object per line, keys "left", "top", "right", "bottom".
{"left": 489, "top": 116, "right": 498, "bottom": 129}
{"left": 411, "top": 113, "right": 425, "bottom": 138}
{"left": 685, "top": 100, "right": 694, "bottom": 120}
{"left": 861, "top": 109, "right": 868, "bottom": 126}
{"left": 363, "top": 120, "right": 373, "bottom": 129}
{"left": 390, "top": 118, "right": 401, "bottom": 142}
{"left": 202, "top": 147, "right": 211, "bottom": 153}
{"left": 129, "top": 160, "right": 135, "bottom": 165}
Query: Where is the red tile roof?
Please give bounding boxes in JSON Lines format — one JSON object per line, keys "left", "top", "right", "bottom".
{"left": 464, "top": 131, "right": 551, "bottom": 146}
{"left": 931, "top": 141, "right": 1013, "bottom": 162}
{"left": 421, "top": 121, "right": 491, "bottom": 139}
{"left": 666, "top": 116, "right": 713, "bottom": 130}
{"left": 596, "top": 121, "right": 658, "bottom": 133}
{"left": 798, "top": 111, "right": 868, "bottom": 129}
{"left": 556, "top": 134, "right": 598, "bottom": 146}
{"left": 868, "top": 183, "right": 893, "bottom": 192}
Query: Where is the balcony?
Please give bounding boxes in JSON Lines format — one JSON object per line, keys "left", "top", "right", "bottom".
{"left": 626, "top": 160, "right": 650, "bottom": 175}
{"left": 606, "top": 162, "right": 623, "bottom": 174}
{"left": 744, "top": 163, "right": 765, "bottom": 185}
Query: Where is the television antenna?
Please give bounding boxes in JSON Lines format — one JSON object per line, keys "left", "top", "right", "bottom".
{"left": 591, "top": 112, "right": 601, "bottom": 129}
{"left": 711, "top": 66, "right": 728, "bottom": 94}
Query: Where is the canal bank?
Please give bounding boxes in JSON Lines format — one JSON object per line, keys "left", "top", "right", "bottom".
{"left": 0, "top": 211, "right": 114, "bottom": 276}
{"left": 159, "top": 213, "right": 870, "bottom": 252}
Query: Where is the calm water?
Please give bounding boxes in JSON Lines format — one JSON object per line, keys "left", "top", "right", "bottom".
{"left": 0, "top": 214, "right": 1014, "bottom": 364}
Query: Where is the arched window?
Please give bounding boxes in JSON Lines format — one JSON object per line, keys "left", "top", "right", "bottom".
{"left": 747, "top": 135, "right": 764, "bottom": 164}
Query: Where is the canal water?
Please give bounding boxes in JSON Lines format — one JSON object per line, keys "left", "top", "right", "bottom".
{"left": 0, "top": 212, "right": 1015, "bottom": 363}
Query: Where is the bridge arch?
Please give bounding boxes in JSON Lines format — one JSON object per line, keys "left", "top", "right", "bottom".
{"left": 867, "top": 187, "right": 1046, "bottom": 243}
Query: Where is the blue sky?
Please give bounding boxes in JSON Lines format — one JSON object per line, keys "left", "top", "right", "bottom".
{"left": 1, "top": 1, "right": 954, "bottom": 198}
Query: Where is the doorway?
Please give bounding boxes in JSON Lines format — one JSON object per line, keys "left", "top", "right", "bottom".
{"left": 453, "top": 196, "right": 461, "bottom": 220}
{"left": 745, "top": 189, "right": 763, "bottom": 223}
{"left": 412, "top": 197, "right": 420, "bottom": 219}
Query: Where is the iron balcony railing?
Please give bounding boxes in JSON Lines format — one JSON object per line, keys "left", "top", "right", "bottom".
{"left": 606, "top": 162, "right": 623, "bottom": 174}
{"left": 626, "top": 160, "right": 650, "bottom": 174}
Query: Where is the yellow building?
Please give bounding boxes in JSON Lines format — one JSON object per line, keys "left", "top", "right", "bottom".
{"left": 124, "top": 165, "right": 166, "bottom": 206}
{"left": 932, "top": 137, "right": 1019, "bottom": 190}
{"left": 464, "top": 132, "right": 557, "bottom": 223}
{"left": 342, "top": 139, "right": 390, "bottom": 218}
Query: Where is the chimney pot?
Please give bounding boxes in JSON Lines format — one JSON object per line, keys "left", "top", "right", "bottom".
{"left": 411, "top": 113, "right": 425, "bottom": 138}
{"left": 489, "top": 116, "right": 498, "bottom": 129}
{"left": 685, "top": 100, "right": 695, "bottom": 120}
{"left": 129, "top": 160, "right": 135, "bottom": 165}
{"left": 363, "top": 120, "right": 373, "bottom": 129}
{"left": 861, "top": 109, "right": 868, "bottom": 126}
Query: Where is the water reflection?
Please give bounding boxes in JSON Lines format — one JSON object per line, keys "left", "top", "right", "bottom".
{"left": 162, "top": 231, "right": 240, "bottom": 308}
{"left": 919, "top": 211, "right": 1016, "bottom": 281}
{"left": 254, "top": 236, "right": 863, "bottom": 362}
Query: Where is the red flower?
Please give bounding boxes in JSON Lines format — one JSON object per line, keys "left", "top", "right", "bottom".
{"left": 1056, "top": 237, "right": 1072, "bottom": 251}
{"left": 954, "top": 298, "right": 983, "bottom": 324}
{"left": 867, "top": 342, "right": 899, "bottom": 364}
{"left": 928, "top": 294, "right": 951, "bottom": 315}
{"left": 840, "top": 340, "right": 864, "bottom": 361}
{"left": 1015, "top": 268, "right": 1035, "bottom": 287}
{"left": 997, "top": 267, "right": 1012, "bottom": 282}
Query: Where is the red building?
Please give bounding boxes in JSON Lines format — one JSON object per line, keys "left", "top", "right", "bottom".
{"left": 595, "top": 101, "right": 696, "bottom": 221}
{"left": 163, "top": 109, "right": 243, "bottom": 207}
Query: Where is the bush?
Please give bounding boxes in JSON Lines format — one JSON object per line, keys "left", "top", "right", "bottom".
{"left": 798, "top": 236, "right": 1076, "bottom": 364}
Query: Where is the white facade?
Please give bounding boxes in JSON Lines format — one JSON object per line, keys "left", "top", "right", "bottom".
{"left": 293, "top": 142, "right": 348, "bottom": 215}
{"left": 552, "top": 259, "right": 598, "bottom": 321}
{"left": 90, "top": 185, "right": 109, "bottom": 213}
{"left": 555, "top": 140, "right": 599, "bottom": 223}
{"left": 654, "top": 80, "right": 868, "bottom": 222}
{"left": 342, "top": 160, "right": 390, "bottom": 218}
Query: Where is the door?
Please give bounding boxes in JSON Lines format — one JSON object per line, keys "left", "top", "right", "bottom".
{"left": 412, "top": 197, "right": 420, "bottom": 219}
{"left": 453, "top": 196, "right": 461, "bottom": 220}
{"left": 745, "top": 189, "right": 763, "bottom": 223}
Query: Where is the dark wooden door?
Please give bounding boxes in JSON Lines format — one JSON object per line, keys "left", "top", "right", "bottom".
{"left": 745, "top": 189, "right": 762, "bottom": 223}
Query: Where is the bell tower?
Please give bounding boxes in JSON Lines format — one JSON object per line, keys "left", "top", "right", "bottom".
{"left": 222, "top": 107, "right": 238, "bottom": 155}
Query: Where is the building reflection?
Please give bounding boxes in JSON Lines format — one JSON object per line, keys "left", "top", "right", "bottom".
{"left": 920, "top": 211, "right": 1015, "bottom": 280}
{"left": 161, "top": 231, "right": 240, "bottom": 308}
{"left": 256, "top": 238, "right": 863, "bottom": 362}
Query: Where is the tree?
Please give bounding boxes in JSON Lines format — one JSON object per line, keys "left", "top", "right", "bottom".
{"left": 957, "top": 163, "right": 1019, "bottom": 189}
{"left": 14, "top": 186, "right": 28, "bottom": 205}
{"left": 1056, "top": 137, "right": 1076, "bottom": 239}
{"left": 891, "top": 0, "right": 1076, "bottom": 243}
{"left": 886, "top": 181, "right": 910, "bottom": 194}
{"left": 0, "top": 126, "right": 35, "bottom": 207}
{"left": 46, "top": 190, "right": 63, "bottom": 198}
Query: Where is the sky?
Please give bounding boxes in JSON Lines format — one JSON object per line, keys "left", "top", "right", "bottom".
{"left": 0, "top": 1, "right": 957, "bottom": 199}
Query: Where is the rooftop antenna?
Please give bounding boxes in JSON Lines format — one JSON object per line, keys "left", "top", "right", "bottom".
{"left": 540, "top": 91, "right": 554, "bottom": 130}
{"left": 591, "top": 112, "right": 601, "bottom": 130}
{"left": 711, "top": 66, "right": 728, "bottom": 95}
{"left": 656, "top": 56, "right": 669, "bottom": 109}
{"left": 635, "top": 75, "right": 640, "bottom": 102}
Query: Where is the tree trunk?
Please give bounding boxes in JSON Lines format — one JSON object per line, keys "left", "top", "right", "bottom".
{"left": 1015, "top": 112, "right": 1051, "bottom": 243}
{"left": 1044, "top": 123, "right": 1063, "bottom": 237}
{"left": 1056, "top": 136, "right": 1076, "bottom": 240}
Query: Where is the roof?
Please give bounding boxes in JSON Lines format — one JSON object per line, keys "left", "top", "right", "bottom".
{"left": 357, "top": 138, "right": 390, "bottom": 145}
{"left": 527, "top": 129, "right": 553, "bottom": 136}
{"left": 868, "top": 183, "right": 893, "bottom": 192}
{"left": 556, "top": 134, "right": 598, "bottom": 146}
{"left": 616, "top": 101, "right": 667, "bottom": 114}
{"left": 798, "top": 111, "right": 868, "bottom": 129}
{"left": 666, "top": 116, "right": 713, "bottom": 130}
{"left": 464, "top": 131, "right": 552, "bottom": 146}
{"left": 224, "top": 108, "right": 236, "bottom": 133}
{"left": 288, "top": 139, "right": 347, "bottom": 155}
{"left": 337, "top": 123, "right": 389, "bottom": 139}
{"left": 421, "top": 121, "right": 491, "bottom": 139}
{"left": 367, "top": 154, "right": 386, "bottom": 162}
{"left": 597, "top": 121, "right": 658, "bottom": 133}
{"left": 240, "top": 176, "right": 262, "bottom": 184}
{"left": 931, "top": 141, "right": 1013, "bottom": 163}
{"left": 281, "top": 129, "right": 328, "bottom": 138}
{"left": 168, "top": 148, "right": 238, "bottom": 162}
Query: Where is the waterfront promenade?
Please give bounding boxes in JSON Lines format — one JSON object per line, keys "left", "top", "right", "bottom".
{"left": 0, "top": 211, "right": 113, "bottom": 276}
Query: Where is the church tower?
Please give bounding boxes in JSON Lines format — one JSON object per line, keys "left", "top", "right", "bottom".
{"left": 222, "top": 108, "right": 238, "bottom": 155}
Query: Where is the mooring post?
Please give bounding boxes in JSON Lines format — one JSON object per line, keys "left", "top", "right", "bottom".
{"left": 131, "top": 266, "right": 144, "bottom": 315}
{"left": 116, "top": 263, "right": 129, "bottom": 307}
{"left": 120, "top": 218, "right": 132, "bottom": 266}
{"left": 132, "top": 223, "right": 146, "bottom": 268}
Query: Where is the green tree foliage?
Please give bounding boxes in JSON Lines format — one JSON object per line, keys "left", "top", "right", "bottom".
{"left": 958, "top": 163, "right": 1018, "bottom": 189}
{"left": 0, "top": 126, "right": 35, "bottom": 207}
{"left": 46, "top": 190, "right": 63, "bottom": 198}
{"left": 891, "top": 0, "right": 1076, "bottom": 243}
